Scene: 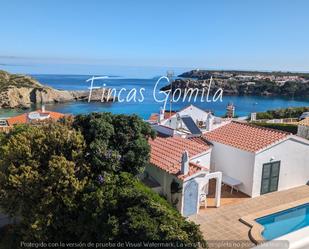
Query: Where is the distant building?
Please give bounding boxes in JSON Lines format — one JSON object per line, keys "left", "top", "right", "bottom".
{"left": 297, "top": 118, "right": 309, "bottom": 140}
{"left": 0, "top": 106, "right": 65, "bottom": 130}
{"left": 226, "top": 103, "right": 235, "bottom": 118}
{"left": 251, "top": 112, "right": 257, "bottom": 121}
{"left": 148, "top": 104, "right": 230, "bottom": 137}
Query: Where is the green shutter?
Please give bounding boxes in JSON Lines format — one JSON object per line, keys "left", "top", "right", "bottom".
{"left": 260, "top": 161, "right": 280, "bottom": 195}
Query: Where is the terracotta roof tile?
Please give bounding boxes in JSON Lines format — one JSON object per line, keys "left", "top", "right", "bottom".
{"left": 7, "top": 113, "right": 27, "bottom": 126}
{"left": 148, "top": 111, "right": 177, "bottom": 121}
{"left": 149, "top": 136, "right": 210, "bottom": 180}
{"left": 7, "top": 110, "right": 65, "bottom": 126}
{"left": 204, "top": 121, "right": 289, "bottom": 152}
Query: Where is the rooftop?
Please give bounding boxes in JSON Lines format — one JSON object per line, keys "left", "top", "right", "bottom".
{"left": 148, "top": 111, "right": 177, "bottom": 122}
{"left": 204, "top": 121, "right": 290, "bottom": 152}
{"left": 149, "top": 136, "right": 211, "bottom": 180}
{"left": 7, "top": 110, "right": 65, "bottom": 126}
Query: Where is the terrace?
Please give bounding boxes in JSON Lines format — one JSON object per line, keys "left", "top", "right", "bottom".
{"left": 199, "top": 179, "right": 249, "bottom": 211}
{"left": 189, "top": 185, "right": 309, "bottom": 249}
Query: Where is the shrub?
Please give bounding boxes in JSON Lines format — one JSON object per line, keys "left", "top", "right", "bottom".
{"left": 256, "top": 106, "right": 309, "bottom": 119}
{"left": 251, "top": 122, "right": 298, "bottom": 134}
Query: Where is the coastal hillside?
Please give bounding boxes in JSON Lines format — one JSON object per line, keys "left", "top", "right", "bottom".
{"left": 161, "top": 70, "right": 309, "bottom": 97}
{"left": 0, "top": 70, "right": 113, "bottom": 109}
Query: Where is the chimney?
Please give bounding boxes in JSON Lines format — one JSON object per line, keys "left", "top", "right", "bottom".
{"left": 181, "top": 150, "right": 189, "bottom": 175}
{"left": 226, "top": 103, "right": 235, "bottom": 118}
{"left": 206, "top": 113, "right": 214, "bottom": 131}
{"left": 159, "top": 107, "right": 164, "bottom": 123}
{"left": 251, "top": 112, "right": 256, "bottom": 121}
{"left": 41, "top": 104, "right": 46, "bottom": 113}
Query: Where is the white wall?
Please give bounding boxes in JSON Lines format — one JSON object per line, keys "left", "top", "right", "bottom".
{"left": 252, "top": 138, "right": 309, "bottom": 197}
{"left": 297, "top": 125, "right": 309, "bottom": 140}
{"left": 144, "top": 164, "right": 183, "bottom": 211}
{"left": 162, "top": 105, "right": 209, "bottom": 129}
{"left": 210, "top": 141, "right": 256, "bottom": 196}
{"left": 179, "top": 106, "right": 208, "bottom": 122}
{"left": 144, "top": 150, "right": 211, "bottom": 213}
{"left": 190, "top": 150, "right": 212, "bottom": 169}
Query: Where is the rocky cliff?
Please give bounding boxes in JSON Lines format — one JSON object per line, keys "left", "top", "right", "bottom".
{"left": 0, "top": 70, "right": 115, "bottom": 109}
{"left": 161, "top": 70, "right": 309, "bottom": 97}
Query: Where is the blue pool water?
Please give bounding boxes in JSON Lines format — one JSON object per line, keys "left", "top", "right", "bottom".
{"left": 256, "top": 203, "right": 309, "bottom": 240}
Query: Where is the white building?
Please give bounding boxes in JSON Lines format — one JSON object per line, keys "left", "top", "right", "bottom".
{"left": 144, "top": 136, "right": 222, "bottom": 217}
{"left": 297, "top": 118, "right": 309, "bottom": 140}
{"left": 204, "top": 121, "right": 309, "bottom": 197}
{"left": 145, "top": 121, "right": 309, "bottom": 216}
{"left": 148, "top": 104, "right": 230, "bottom": 137}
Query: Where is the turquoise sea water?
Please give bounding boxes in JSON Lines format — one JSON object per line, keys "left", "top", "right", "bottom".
{"left": 256, "top": 203, "right": 309, "bottom": 240}
{"left": 0, "top": 74, "right": 308, "bottom": 119}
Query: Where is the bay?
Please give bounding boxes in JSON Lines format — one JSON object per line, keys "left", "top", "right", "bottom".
{"left": 0, "top": 74, "right": 308, "bottom": 119}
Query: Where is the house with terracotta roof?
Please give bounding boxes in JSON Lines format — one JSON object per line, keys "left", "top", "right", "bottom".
{"left": 204, "top": 121, "right": 309, "bottom": 197}
{"left": 297, "top": 117, "right": 309, "bottom": 139}
{"left": 146, "top": 121, "right": 309, "bottom": 216}
{"left": 144, "top": 136, "right": 222, "bottom": 216}
{"left": 4, "top": 106, "right": 65, "bottom": 127}
{"left": 148, "top": 104, "right": 230, "bottom": 137}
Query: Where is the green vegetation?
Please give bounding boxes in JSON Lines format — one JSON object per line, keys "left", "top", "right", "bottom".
{"left": 72, "top": 113, "right": 156, "bottom": 176}
{"left": 179, "top": 69, "right": 309, "bottom": 78}
{"left": 0, "top": 70, "right": 43, "bottom": 91}
{"left": 251, "top": 122, "right": 298, "bottom": 134}
{"left": 256, "top": 106, "right": 309, "bottom": 119}
{"left": 0, "top": 114, "right": 205, "bottom": 248}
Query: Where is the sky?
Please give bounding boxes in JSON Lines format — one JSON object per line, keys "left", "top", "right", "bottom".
{"left": 0, "top": 0, "right": 309, "bottom": 76}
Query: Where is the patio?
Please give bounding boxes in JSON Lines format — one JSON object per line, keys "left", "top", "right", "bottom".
{"left": 200, "top": 179, "right": 250, "bottom": 211}
{"left": 189, "top": 185, "right": 309, "bottom": 249}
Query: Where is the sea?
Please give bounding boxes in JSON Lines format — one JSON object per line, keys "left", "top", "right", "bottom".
{"left": 0, "top": 74, "right": 308, "bottom": 119}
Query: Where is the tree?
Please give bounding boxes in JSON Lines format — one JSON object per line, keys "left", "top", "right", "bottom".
{"left": 0, "top": 118, "right": 205, "bottom": 248}
{"left": 73, "top": 113, "right": 156, "bottom": 176}
{"left": 0, "top": 123, "right": 89, "bottom": 242}
{"left": 74, "top": 173, "right": 206, "bottom": 247}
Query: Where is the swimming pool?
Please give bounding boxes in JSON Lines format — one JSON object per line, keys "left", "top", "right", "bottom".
{"left": 256, "top": 203, "right": 309, "bottom": 240}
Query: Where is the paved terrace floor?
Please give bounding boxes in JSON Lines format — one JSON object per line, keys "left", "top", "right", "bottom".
{"left": 189, "top": 185, "right": 309, "bottom": 249}
{"left": 204, "top": 179, "right": 250, "bottom": 210}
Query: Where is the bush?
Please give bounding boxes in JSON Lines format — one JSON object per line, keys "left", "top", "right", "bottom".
{"left": 251, "top": 122, "right": 298, "bottom": 134}
{"left": 78, "top": 173, "right": 206, "bottom": 247}
{"left": 256, "top": 106, "right": 309, "bottom": 119}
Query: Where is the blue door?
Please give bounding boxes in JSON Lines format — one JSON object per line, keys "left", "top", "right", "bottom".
{"left": 183, "top": 180, "right": 198, "bottom": 217}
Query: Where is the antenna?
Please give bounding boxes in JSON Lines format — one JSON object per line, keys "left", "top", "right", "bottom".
{"left": 166, "top": 70, "right": 174, "bottom": 116}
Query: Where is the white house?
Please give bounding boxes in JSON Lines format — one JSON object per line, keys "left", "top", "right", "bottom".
{"left": 144, "top": 136, "right": 222, "bottom": 217}
{"left": 148, "top": 104, "right": 230, "bottom": 137}
{"left": 145, "top": 121, "right": 309, "bottom": 216}
{"left": 297, "top": 118, "right": 309, "bottom": 140}
{"left": 204, "top": 121, "right": 309, "bottom": 197}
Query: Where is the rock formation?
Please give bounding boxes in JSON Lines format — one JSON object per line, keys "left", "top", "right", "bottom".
{"left": 0, "top": 70, "right": 115, "bottom": 109}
